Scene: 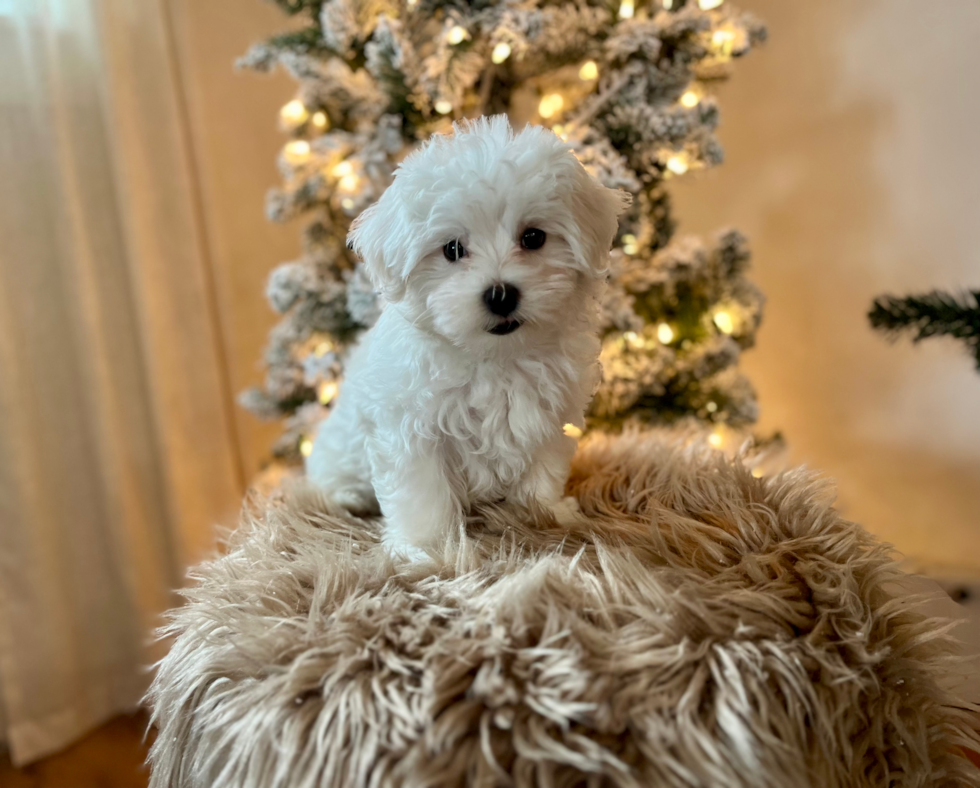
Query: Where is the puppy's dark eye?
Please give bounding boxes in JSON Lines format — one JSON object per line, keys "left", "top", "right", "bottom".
{"left": 521, "top": 228, "right": 546, "bottom": 250}
{"left": 443, "top": 239, "right": 466, "bottom": 262}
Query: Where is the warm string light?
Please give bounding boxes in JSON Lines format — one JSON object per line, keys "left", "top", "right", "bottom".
{"left": 699, "top": 0, "right": 724, "bottom": 9}
{"left": 708, "top": 430, "right": 723, "bottom": 448}
{"left": 620, "top": 234, "right": 639, "bottom": 255}
{"left": 623, "top": 331, "right": 644, "bottom": 349}
{"left": 341, "top": 198, "right": 355, "bottom": 210}
{"left": 578, "top": 60, "right": 598, "bottom": 81}
{"left": 447, "top": 25, "right": 468, "bottom": 45}
{"left": 618, "top": 0, "right": 634, "bottom": 19}
{"left": 435, "top": 100, "right": 453, "bottom": 115}
{"left": 280, "top": 99, "right": 308, "bottom": 125}
{"left": 318, "top": 381, "right": 338, "bottom": 405}
{"left": 680, "top": 89, "right": 700, "bottom": 108}
{"left": 552, "top": 124, "right": 569, "bottom": 141}
{"left": 666, "top": 154, "right": 689, "bottom": 175}
{"left": 563, "top": 423, "right": 583, "bottom": 439}
{"left": 705, "top": 401, "right": 718, "bottom": 413}
{"left": 491, "top": 42, "right": 511, "bottom": 64}
{"left": 311, "top": 111, "right": 328, "bottom": 129}
{"left": 712, "top": 28, "right": 736, "bottom": 56}
{"left": 713, "top": 310, "right": 734, "bottom": 334}
{"left": 283, "top": 140, "right": 310, "bottom": 165}
{"left": 663, "top": 0, "right": 674, "bottom": 8}
{"left": 299, "top": 437, "right": 314, "bottom": 457}
{"left": 314, "top": 340, "right": 333, "bottom": 356}
{"left": 331, "top": 160, "right": 353, "bottom": 178}
{"left": 656, "top": 322, "right": 675, "bottom": 344}
{"left": 538, "top": 93, "right": 564, "bottom": 119}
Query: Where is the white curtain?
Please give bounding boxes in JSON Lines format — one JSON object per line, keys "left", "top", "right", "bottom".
{"left": 0, "top": 0, "right": 245, "bottom": 765}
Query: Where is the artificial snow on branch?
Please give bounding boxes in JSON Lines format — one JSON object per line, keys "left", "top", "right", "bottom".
{"left": 240, "top": 0, "right": 768, "bottom": 461}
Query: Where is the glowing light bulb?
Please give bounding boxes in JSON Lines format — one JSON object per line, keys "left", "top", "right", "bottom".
{"left": 713, "top": 310, "right": 734, "bottom": 334}
{"left": 314, "top": 340, "right": 333, "bottom": 356}
{"left": 332, "top": 160, "right": 353, "bottom": 178}
{"left": 751, "top": 467, "right": 765, "bottom": 478}
{"left": 680, "top": 90, "right": 700, "bottom": 108}
{"left": 311, "top": 111, "right": 328, "bottom": 128}
{"left": 407, "top": 0, "right": 417, "bottom": 6}
{"left": 663, "top": 0, "right": 673, "bottom": 8}
{"left": 491, "top": 42, "right": 511, "bottom": 64}
{"left": 579, "top": 60, "right": 598, "bottom": 81}
{"left": 435, "top": 100, "right": 453, "bottom": 115}
{"left": 666, "top": 155, "right": 689, "bottom": 175}
{"left": 283, "top": 140, "right": 310, "bottom": 164}
{"left": 299, "top": 437, "right": 314, "bottom": 457}
{"left": 657, "top": 323, "right": 675, "bottom": 344}
{"left": 621, "top": 233, "right": 639, "bottom": 255}
{"left": 618, "top": 0, "right": 634, "bottom": 19}
{"left": 338, "top": 173, "right": 359, "bottom": 191}
{"left": 563, "top": 423, "right": 583, "bottom": 439}
{"left": 623, "top": 330, "right": 645, "bottom": 349}
{"left": 318, "top": 381, "right": 338, "bottom": 405}
{"left": 712, "top": 28, "right": 735, "bottom": 54}
{"left": 699, "top": 0, "right": 723, "bottom": 8}
{"left": 447, "top": 25, "right": 467, "bottom": 45}
{"left": 538, "top": 93, "right": 564, "bottom": 119}
{"left": 341, "top": 198, "right": 355, "bottom": 210}
{"left": 708, "top": 431, "right": 723, "bottom": 448}
{"left": 280, "top": 99, "right": 308, "bottom": 124}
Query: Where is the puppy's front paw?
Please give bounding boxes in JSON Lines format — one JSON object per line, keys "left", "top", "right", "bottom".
{"left": 549, "top": 495, "right": 585, "bottom": 526}
{"left": 381, "top": 528, "right": 431, "bottom": 563}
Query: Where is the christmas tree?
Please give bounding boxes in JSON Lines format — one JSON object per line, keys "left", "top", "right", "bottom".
{"left": 239, "top": 0, "right": 767, "bottom": 462}
{"left": 869, "top": 290, "right": 980, "bottom": 371}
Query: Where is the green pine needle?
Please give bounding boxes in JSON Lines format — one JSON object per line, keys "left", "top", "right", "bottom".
{"left": 868, "top": 289, "right": 980, "bottom": 369}
{"left": 267, "top": 0, "right": 324, "bottom": 16}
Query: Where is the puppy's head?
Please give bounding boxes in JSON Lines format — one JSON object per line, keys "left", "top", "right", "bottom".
{"left": 349, "top": 116, "right": 630, "bottom": 350}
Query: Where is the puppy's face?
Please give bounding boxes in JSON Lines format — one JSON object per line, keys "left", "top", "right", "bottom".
{"left": 349, "top": 117, "right": 630, "bottom": 353}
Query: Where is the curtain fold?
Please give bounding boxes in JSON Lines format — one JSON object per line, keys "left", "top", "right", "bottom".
{"left": 0, "top": 0, "right": 244, "bottom": 765}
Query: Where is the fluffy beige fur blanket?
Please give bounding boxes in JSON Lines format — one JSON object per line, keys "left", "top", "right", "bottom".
{"left": 147, "top": 433, "right": 980, "bottom": 787}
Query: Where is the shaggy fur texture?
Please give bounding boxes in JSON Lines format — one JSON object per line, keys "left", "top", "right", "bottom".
{"left": 307, "top": 117, "right": 629, "bottom": 552}
{"left": 147, "top": 433, "right": 980, "bottom": 788}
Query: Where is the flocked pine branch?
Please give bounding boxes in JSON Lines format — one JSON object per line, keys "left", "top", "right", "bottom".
{"left": 239, "top": 0, "right": 769, "bottom": 461}
{"left": 869, "top": 290, "right": 980, "bottom": 370}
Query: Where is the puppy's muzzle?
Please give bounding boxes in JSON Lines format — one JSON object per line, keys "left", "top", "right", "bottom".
{"left": 483, "top": 282, "right": 520, "bottom": 317}
{"left": 483, "top": 282, "right": 522, "bottom": 335}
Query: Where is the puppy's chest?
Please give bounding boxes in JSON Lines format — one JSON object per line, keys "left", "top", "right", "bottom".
{"left": 435, "top": 365, "right": 562, "bottom": 482}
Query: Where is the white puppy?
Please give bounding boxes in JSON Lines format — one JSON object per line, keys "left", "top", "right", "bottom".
{"left": 307, "top": 116, "right": 629, "bottom": 552}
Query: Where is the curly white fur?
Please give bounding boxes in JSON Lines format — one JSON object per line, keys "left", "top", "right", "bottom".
{"left": 307, "top": 116, "right": 629, "bottom": 551}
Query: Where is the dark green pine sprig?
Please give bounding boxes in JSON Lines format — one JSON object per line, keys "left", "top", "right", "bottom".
{"left": 267, "top": 0, "right": 325, "bottom": 16}
{"left": 869, "top": 289, "right": 980, "bottom": 370}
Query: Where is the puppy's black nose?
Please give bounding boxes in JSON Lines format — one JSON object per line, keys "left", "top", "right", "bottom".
{"left": 483, "top": 283, "right": 521, "bottom": 317}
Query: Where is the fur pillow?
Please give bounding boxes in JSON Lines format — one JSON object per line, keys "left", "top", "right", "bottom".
{"left": 147, "top": 433, "right": 980, "bottom": 787}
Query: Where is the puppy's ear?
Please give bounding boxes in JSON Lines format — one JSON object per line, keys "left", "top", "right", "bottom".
{"left": 564, "top": 165, "right": 632, "bottom": 277}
{"left": 347, "top": 183, "right": 423, "bottom": 302}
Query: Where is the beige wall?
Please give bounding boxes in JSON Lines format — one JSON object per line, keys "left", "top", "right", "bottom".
{"left": 171, "top": 1, "right": 980, "bottom": 569}
{"left": 170, "top": 0, "right": 302, "bottom": 475}
{"left": 672, "top": 0, "right": 980, "bottom": 570}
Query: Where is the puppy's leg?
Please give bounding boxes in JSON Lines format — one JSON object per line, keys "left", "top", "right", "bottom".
{"left": 372, "top": 446, "right": 460, "bottom": 555}
{"left": 514, "top": 432, "right": 584, "bottom": 525}
{"left": 306, "top": 408, "right": 379, "bottom": 515}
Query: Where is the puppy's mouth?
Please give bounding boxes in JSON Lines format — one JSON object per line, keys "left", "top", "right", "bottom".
{"left": 488, "top": 319, "right": 523, "bottom": 336}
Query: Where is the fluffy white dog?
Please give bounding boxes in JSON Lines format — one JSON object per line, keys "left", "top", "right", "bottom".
{"left": 307, "top": 116, "right": 629, "bottom": 552}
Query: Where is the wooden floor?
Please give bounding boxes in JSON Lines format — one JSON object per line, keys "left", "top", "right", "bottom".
{"left": 0, "top": 713, "right": 151, "bottom": 788}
